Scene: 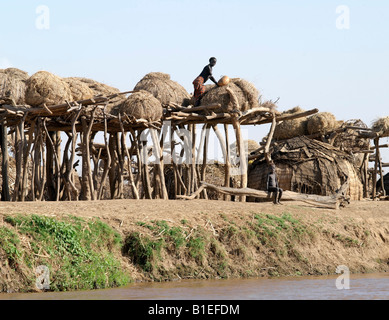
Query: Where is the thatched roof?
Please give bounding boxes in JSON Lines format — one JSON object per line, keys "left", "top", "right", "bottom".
{"left": 0, "top": 68, "right": 29, "bottom": 105}
{"left": 134, "top": 72, "right": 190, "bottom": 106}
{"left": 63, "top": 78, "right": 94, "bottom": 101}
{"left": 67, "top": 77, "right": 126, "bottom": 113}
{"left": 200, "top": 78, "right": 260, "bottom": 111}
{"left": 111, "top": 90, "right": 163, "bottom": 121}
{"left": 248, "top": 136, "right": 363, "bottom": 200}
{"left": 25, "top": 71, "right": 72, "bottom": 107}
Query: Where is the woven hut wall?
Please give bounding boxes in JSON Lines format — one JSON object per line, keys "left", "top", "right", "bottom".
{"left": 248, "top": 136, "right": 363, "bottom": 200}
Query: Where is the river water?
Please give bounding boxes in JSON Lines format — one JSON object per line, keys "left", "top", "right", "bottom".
{"left": 1, "top": 273, "right": 388, "bottom": 300}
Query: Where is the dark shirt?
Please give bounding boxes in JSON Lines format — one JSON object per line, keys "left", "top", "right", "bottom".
{"left": 199, "top": 64, "right": 214, "bottom": 83}
{"left": 267, "top": 172, "right": 279, "bottom": 190}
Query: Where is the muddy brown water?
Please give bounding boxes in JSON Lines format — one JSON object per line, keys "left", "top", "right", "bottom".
{"left": 1, "top": 273, "right": 388, "bottom": 300}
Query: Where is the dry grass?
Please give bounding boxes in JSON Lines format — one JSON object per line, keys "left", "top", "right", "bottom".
{"left": 201, "top": 78, "right": 260, "bottom": 111}
{"left": 25, "top": 71, "right": 72, "bottom": 107}
{"left": 307, "top": 112, "right": 337, "bottom": 135}
{"left": 134, "top": 72, "right": 190, "bottom": 106}
{"left": 112, "top": 90, "right": 163, "bottom": 121}
{"left": 0, "top": 68, "right": 29, "bottom": 105}
{"left": 274, "top": 107, "right": 308, "bottom": 140}
{"left": 69, "top": 77, "right": 121, "bottom": 96}
{"left": 63, "top": 78, "right": 94, "bottom": 101}
{"left": 372, "top": 117, "right": 389, "bottom": 137}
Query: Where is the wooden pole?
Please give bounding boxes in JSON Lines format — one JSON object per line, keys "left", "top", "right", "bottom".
{"left": 13, "top": 120, "right": 24, "bottom": 201}
{"left": 98, "top": 114, "right": 111, "bottom": 200}
{"left": 119, "top": 115, "right": 139, "bottom": 200}
{"left": 45, "top": 130, "right": 56, "bottom": 201}
{"left": 224, "top": 124, "right": 231, "bottom": 201}
{"left": 21, "top": 122, "right": 35, "bottom": 201}
{"left": 232, "top": 116, "right": 247, "bottom": 202}
{"left": 372, "top": 138, "right": 379, "bottom": 199}
{"left": 150, "top": 128, "right": 168, "bottom": 200}
{"left": 0, "top": 122, "right": 10, "bottom": 201}
{"left": 376, "top": 139, "right": 386, "bottom": 197}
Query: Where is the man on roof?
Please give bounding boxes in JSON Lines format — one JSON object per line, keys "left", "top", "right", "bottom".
{"left": 193, "top": 57, "right": 219, "bottom": 106}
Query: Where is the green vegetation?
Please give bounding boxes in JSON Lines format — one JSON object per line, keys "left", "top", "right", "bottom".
{"left": 1, "top": 215, "right": 130, "bottom": 292}
{"left": 0, "top": 209, "right": 384, "bottom": 292}
{"left": 124, "top": 213, "right": 315, "bottom": 280}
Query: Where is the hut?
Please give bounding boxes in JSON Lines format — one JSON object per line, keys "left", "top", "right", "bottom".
{"left": 248, "top": 136, "right": 363, "bottom": 201}
{"left": 134, "top": 72, "right": 190, "bottom": 106}
{"left": 0, "top": 68, "right": 29, "bottom": 105}
{"left": 200, "top": 78, "right": 260, "bottom": 111}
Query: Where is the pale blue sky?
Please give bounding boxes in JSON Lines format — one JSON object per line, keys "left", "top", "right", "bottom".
{"left": 1, "top": 0, "right": 389, "bottom": 169}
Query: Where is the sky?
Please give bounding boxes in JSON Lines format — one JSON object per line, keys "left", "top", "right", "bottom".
{"left": 1, "top": 0, "right": 388, "bottom": 171}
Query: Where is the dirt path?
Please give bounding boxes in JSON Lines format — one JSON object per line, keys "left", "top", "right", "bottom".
{"left": 1, "top": 199, "right": 388, "bottom": 234}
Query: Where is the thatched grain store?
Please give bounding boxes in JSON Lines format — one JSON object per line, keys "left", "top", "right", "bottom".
{"left": 0, "top": 68, "right": 29, "bottom": 105}
{"left": 134, "top": 72, "right": 190, "bottom": 106}
{"left": 25, "top": 71, "right": 72, "bottom": 107}
{"left": 111, "top": 90, "right": 163, "bottom": 121}
{"left": 200, "top": 78, "right": 260, "bottom": 111}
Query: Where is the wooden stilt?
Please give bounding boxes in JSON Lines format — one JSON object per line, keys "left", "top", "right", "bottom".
{"left": 224, "top": 124, "right": 231, "bottom": 201}
{"left": 119, "top": 115, "right": 139, "bottom": 200}
{"left": 150, "top": 128, "right": 168, "bottom": 200}
{"left": 0, "top": 122, "right": 10, "bottom": 201}
{"left": 372, "top": 138, "right": 379, "bottom": 199}
{"left": 98, "top": 114, "right": 111, "bottom": 200}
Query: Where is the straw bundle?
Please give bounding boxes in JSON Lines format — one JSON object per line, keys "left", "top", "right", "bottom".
{"left": 274, "top": 107, "right": 308, "bottom": 141}
{"left": 201, "top": 78, "right": 260, "bottom": 111}
{"left": 134, "top": 72, "right": 190, "bottom": 106}
{"left": 307, "top": 112, "right": 337, "bottom": 135}
{"left": 69, "top": 77, "right": 126, "bottom": 113}
{"left": 0, "top": 68, "right": 29, "bottom": 104}
{"left": 372, "top": 117, "right": 389, "bottom": 137}
{"left": 112, "top": 90, "right": 163, "bottom": 121}
{"left": 63, "top": 77, "right": 94, "bottom": 101}
{"left": 25, "top": 71, "right": 72, "bottom": 107}
{"left": 71, "top": 77, "right": 121, "bottom": 97}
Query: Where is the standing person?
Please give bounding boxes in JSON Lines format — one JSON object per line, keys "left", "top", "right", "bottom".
{"left": 266, "top": 163, "right": 283, "bottom": 205}
{"left": 193, "top": 57, "right": 219, "bottom": 106}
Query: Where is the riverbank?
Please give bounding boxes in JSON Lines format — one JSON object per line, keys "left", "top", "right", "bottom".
{"left": 0, "top": 199, "right": 388, "bottom": 293}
